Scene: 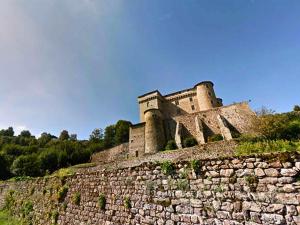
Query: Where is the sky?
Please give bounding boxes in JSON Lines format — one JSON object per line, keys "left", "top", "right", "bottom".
{"left": 0, "top": 0, "right": 300, "bottom": 139}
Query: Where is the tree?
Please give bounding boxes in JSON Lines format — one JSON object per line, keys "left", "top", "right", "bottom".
{"left": 294, "top": 105, "right": 300, "bottom": 112}
{"left": 0, "top": 127, "right": 14, "bottom": 137}
{"left": 255, "top": 106, "right": 275, "bottom": 116}
{"left": 11, "top": 154, "right": 41, "bottom": 177}
{"left": 103, "top": 125, "right": 116, "bottom": 148}
{"left": 114, "top": 120, "right": 132, "bottom": 145}
{"left": 19, "top": 130, "right": 31, "bottom": 138}
{"left": 38, "top": 149, "right": 59, "bottom": 173}
{"left": 89, "top": 128, "right": 103, "bottom": 143}
{"left": 0, "top": 154, "right": 10, "bottom": 180}
{"left": 59, "top": 130, "right": 70, "bottom": 141}
{"left": 70, "top": 134, "right": 77, "bottom": 141}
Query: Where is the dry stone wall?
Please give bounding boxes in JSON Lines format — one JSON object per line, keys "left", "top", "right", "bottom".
{"left": 1, "top": 152, "right": 300, "bottom": 225}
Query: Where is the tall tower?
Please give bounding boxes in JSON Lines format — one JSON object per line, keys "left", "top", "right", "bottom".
{"left": 144, "top": 109, "right": 165, "bottom": 154}
{"left": 195, "top": 81, "right": 219, "bottom": 111}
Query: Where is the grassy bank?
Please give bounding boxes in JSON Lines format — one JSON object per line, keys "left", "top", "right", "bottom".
{"left": 0, "top": 210, "right": 21, "bottom": 225}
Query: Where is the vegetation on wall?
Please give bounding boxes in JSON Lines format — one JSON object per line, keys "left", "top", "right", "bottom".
{"left": 237, "top": 108, "right": 300, "bottom": 154}
{"left": 0, "top": 120, "right": 131, "bottom": 180}
{"left": 164, "top": 140, "right": 178, "bottom": 151}
{"left": 183, "top": 137, "right": 198, "bottom": 148}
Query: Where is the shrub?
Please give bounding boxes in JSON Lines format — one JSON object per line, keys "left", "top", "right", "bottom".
{"left": 207, "top": 134, "right": 223, "bottom": 142}
{"left": 10, "top": 154, "right": 41, "bottom": 177}
{"left": 164, "top": 140, "right": 177, "bottom": 151}
{"left": 190, "top": 159, "right": 201, "bottom": 174}
{"left": 57, "top": 186, "right": 68, "bottom": 202}
{"left": 98, "top": 193, "right": 106, "bottom": 210}
{"left": 236, "top": 140, "right": 300, "bottom": 155}
{"left": 294, "top": 105, "right": 300, "bottom": 112}
{"left": 21, "top": 201, "right": 33, "bottom": 217}
{"left": 3, "top": 190, "right": 15, "bottom": 211}
{"left": 183, "top": 137, "right": 198, "bottom": 148}
{"left": 51, "top": 210, "right": 59, "bottom": 224}
{"left": 176, "top": 179, "right": 189, "bottom": 191}
{"left": 161, "top": 161, "right": 175, "bottom": 175}
{"left": 124, "top": 196, "right": 131, "bottom": 209}
{"left": 72, "top": 192, "right": 81, "bottom": 206}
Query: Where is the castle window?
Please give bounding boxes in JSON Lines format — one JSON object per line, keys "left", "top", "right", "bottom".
{"left": 147, "top": 102, "right": 150, "bottom": 107}
{"left": 208, "top": 92, "right": 211, "bottom": 96}
{"left": 211, "top": 100, "right": 213, "bottom": 104}
{"left": 189, "top": 97, "right": 193, "bottom": 102}
{"left": 131, "top": 140, "right": 134, "bottom": 143}
{"left": 135, "top": 151, "right": 139, "bottom": 157}
{"left": 175, "top": 100, "right": 179, "bottom": 105}
{"left": 191, "top": 105, "right": 195, "bottom": 110}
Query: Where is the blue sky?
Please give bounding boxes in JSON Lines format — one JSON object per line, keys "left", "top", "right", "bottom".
{"left": 0, "top": 0, "right": 299, "bottom": 139}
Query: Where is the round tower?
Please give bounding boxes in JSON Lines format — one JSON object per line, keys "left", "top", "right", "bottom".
{"left": 144, "top": 109, "right": 165, "bottom": 154}
{"left": 195, "top": 81, "right": 218, "bottom": 111}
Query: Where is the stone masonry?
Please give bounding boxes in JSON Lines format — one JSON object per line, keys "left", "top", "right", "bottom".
{"left": 1, "top": 152, "right": 300, "bottom": 225}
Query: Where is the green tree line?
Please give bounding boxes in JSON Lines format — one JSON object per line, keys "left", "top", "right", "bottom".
{"left": 0, "top": 120, "right": 131, "bottom": 180}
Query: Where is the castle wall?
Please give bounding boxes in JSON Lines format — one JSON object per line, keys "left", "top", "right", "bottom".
{"left": 196, "top": 81, "right": 218, "bottom": 111}
{"left": 164, "top": 102, "right": 256, "bottom": 142}
{"left": 91, "top": 143, "right": 129, "bottom": 163}
{"left": 138, "top": 91, "right": 164, "bottom": 122}
{"left": 1, "top": 152, "right": 300, "bottom": 225}
{"left": 129, "top": 123, "right": 145, "bottom": 158}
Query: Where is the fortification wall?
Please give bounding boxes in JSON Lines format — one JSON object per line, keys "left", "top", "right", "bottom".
{"left": 166, "top": 102, "right": 256, "bottom": 141}
{"left": 129, "top": 123, "right": 145, "bottom": 158}
{"left": 91, "top": 143, "right": 129, "bottom": 163}
{"left": 1, "top": 152, "right": 300, "bottom": 225}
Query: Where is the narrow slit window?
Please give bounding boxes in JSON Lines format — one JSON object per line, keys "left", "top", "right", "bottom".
{"left": 191, "top": 105, "right": 195, "bottom": 110}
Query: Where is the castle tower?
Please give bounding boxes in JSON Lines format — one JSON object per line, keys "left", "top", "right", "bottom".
{"left": 144, "top": 109, "right": 165, "bottom": 154}
{"left": 195, "top": 81, "right": 219, "bottom": 111}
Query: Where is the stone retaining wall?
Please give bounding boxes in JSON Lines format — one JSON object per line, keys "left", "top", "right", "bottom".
{"left": 1, "top": 152, "right": 300, "bottom": 225}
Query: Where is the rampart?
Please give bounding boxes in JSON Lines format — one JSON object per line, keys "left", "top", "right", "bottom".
{"left": 1, "top": 152, "right": 300, "bottom": 225}
{"left": 91, "top": 143, "right": 129, "bottom": 163}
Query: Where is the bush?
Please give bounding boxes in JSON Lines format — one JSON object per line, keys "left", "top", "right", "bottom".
{"left": 98, "top": 194, "right": 106, "bottom": 210}
{"left": 57, "top": 186, "right": 68, "bottom": 202}
{"left": 190, "top": 159, "right": 201, "bottom": 174}
{"left": 294, "top": 105, "right": 300, "bottom": 112}
{"left": 161, "top": 161, "right": 175, "bottom": 175}
{"left": 72, "top": 192, "right": 81, "bottom": 206}
{"left": 183, "top": 137, "right": 198, "bottom": 148}
{"left": 124, "top": 196, "right": 131, "bottom": 209}
{"left": 10, "top": 154, "right": 41, "bottom": 177}
{"left": 164, "top": 140, "right": 177, "bottom": 151}
{"left": 21, "top": 201, "right": 33, "bottom": 216}
{"left": 51, "top": 210, "right": 59, "bottom": 224}
{"left": 207, "top": 134, "right": 223, "bottom": 142}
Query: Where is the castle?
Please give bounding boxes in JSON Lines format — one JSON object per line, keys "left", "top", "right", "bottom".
{"left": 128, "top": 81, "right": 256, "bottom": 157}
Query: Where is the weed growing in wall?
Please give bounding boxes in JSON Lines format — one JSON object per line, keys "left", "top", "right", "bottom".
{"left": 179, "top": 168, "right": 189, "bottom": 179}
{"left": 145, "top": 181, "right": 155, "bottom": 195}
{"left": 161, "top": 161, "right": 175, "bottom": 175}
{"left": 3, "top": 190, "right": 15, "bottom": 211}
{"left": 21, "top": 201, "right": 33, "bottom": 217}
{"left": 72, "top": 192, "right": 81, "bottom": 206}
{"left": 164, "top": 140, "right": 178, "bottom": 151}
{"left": 98, "top": 194, "right": 106, "bottom": 210}
{"left": 190, "top": 159, "right": 201, "bottom": 174}
{"left": 51, "top": 210, "right": 59, "bottom": 224}
{"left": 62, "top": 203, "right": 68, "bottom": 211}
{"left": 183, "top": 137, "right": 198, "bottom": 148}
{"left": 176, "top": 179, "right": 189, "bottom": 191}
{"left": 57, "top": 185, "right": 69, "bottom": 202}
{"left": 245, "top": 175, "right": 258, "bottom": 192}
{"left": 124, "top": 196, "right": 131, "bottom": 209}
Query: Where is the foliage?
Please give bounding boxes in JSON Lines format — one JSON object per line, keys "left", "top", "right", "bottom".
{"left": 114, "top": 120, "right": 132, "bottom": 145}
{"left": 123, "top": 196, "right": 131, "bottom": 209}
{"left": 21, "top": 201, "right": 33, "bottom": 217}
{"left": 89, "top": 129, "right": 103, "bottom": 143}
{"left": 10, "top": 154, "right": 41, "bottom": 177}
{"left": 176, "top": 179, "right": 189, "bottom": 191}
{"left": 294, "top": 105, "right": 300, "bottom": 112}
{"left": 161, "top": 161, "right": 175, "bottom": 175}
{"left": 183, "top": 137, "right": 198, "bottom": 148}
{"left": 3, "top": 190, "right": 15, "bottom": 211}
{"left": 164, "top": 140, "right": 178, "bottom": 151}
{"left": 50, "top": 168, "right": 75, "bottom": 178}
{"left": 236, "top": 140, "right": 300, "bottom": 156}
{"left": 0, "top": 210, "right": 23, "bottom": 225}
{"left": 98, "top": 194, "right": 106, "bottom": 210}
{"left": 0, "top": 127, "right": 14, "bottom": 137}
{"left": 57, "top": 186, "right": 68, "bottom": 202}
{"left": 72, "top": 192, "right": 81, "bottom": 206}
{"left": 51, "top": 210, "right": 59, "bottom": 224}
{"left": 59, "top": 130, "right": 69, "bottom": 141}
{"left": 190, "top": 159, "right": 201, "bottom": 174}
{"left": 207, "top": 134, "right": 223, "bottom": 142}
{"left": 255, "top": 106, "right": 275, "bottom": 116}
{"left": 255, "top": 112, "right": 300, "bottom": 140}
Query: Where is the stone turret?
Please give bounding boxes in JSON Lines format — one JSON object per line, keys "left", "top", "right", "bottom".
{"left": 195, "top": 81, "right": 219, "bottom": 111}
{"left": 144, "top": 109, "right": 165, "bottom": 154}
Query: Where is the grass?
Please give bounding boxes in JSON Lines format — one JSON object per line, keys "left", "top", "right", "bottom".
{"left": 235, "top": 139, "right": 300, "bottom": 156}
{"left": 0, "top": 210, "right": 22, "bottom": 225}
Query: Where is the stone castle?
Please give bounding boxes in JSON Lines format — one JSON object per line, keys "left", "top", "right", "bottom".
{"left": 129, "top": 81, "right": 256, "bottom": 157}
